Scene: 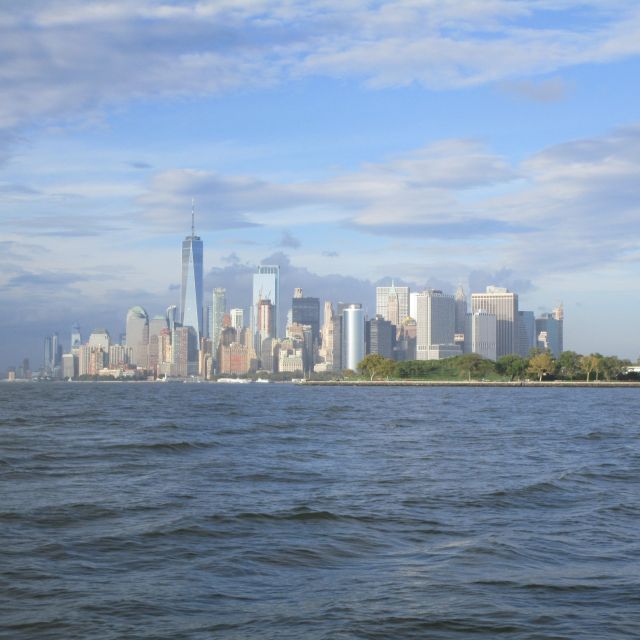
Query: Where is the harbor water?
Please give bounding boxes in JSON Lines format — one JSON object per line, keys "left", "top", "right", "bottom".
{"left": 1, "top": 383, "right": 639, "bottom": 638}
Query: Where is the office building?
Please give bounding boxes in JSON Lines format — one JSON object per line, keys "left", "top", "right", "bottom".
{"left": 455, "top": 285, "right": 467, "bottom": 335}
{"left": 517, "top": 310, "right": 536, "bottom": 357}
{"left": 62, "top": 353, "right": 78, "bottom": 379}
{"left": 341, "top": 304, "right": 365, "bottom": 371}
{"left": 181, "top": 208, "right": 204, "bottom": 341}
{"left": 252, "top": 265, "right": 279, "bottom": 340}
{"left": 464, "top": 310, "right": 497, "bottom": 361}
{"left": 536, "top": 304, "right": 564, "bottom": 358}
{"left": 291, "top": 288, "right": 320, "bottom": 346}
{"left": 365, "top": 315, "right": 395, "bottom": 359}
{"left": 471, "top": 286, "right": 518, "bottom": 358}
{"left": 415, "top": 290, "right": 460, "bottom": 360}
{"left": 376, "top": 283, "right": 409, "bottom": 324}
{"left": 409, "top": 292, "right": 419, "bottom": 321}
{"left": 125, "top": 306, "right": 149, "bottom": 369}
{"left": 88, "top": 329, "right": 111, "bottom": 352}
{"left": 395, "top": 317, "right": 417, "bottom": 361}
{"left": 71, "top": 323, "right": 82, "bottom": 354}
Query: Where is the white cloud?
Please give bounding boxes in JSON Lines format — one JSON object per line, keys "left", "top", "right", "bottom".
{"left": 1, "top": 1, "right": 639, "bottom": 130}
{"left": 134, "top": 126, "right": 640, "bottom": 279}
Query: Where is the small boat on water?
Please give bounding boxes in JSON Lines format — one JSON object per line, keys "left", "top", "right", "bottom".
{"left": 217, "top": 378, "right": 251, "bottom": 384}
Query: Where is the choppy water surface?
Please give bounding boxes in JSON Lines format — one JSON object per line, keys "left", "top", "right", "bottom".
{"left": 1, "top": 383, "right": 639, "bottom": 639}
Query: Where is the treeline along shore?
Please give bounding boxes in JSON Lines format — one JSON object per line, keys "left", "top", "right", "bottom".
{"left": 300, "top": 380, "right": 640, "bottom": 387}
{"left": 333, "top": 351, "right": 640, "bottom": 385}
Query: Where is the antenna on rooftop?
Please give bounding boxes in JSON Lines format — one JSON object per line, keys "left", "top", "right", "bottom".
{"left": 191, "top": 198, "right": 195, "bottom": 236}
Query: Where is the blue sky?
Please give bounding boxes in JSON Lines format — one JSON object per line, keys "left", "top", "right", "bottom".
{"left": 2, "top": 0, "right": 640, "bottom": 369}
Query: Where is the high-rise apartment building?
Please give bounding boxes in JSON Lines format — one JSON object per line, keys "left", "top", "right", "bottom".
{"left": 230, "top": 308, "right": 244, "bottom": 331}
{"left": 148, "top": 315, "right": 169, "bottom": 373}
{"left": 316, "top": 302, "right": 336, "bottom": 372}
{"left": 173, "top": 325, "right": 199, "bottom": 377}
{"left": 415, "top": 290, "right": 459, "bottom": 360}
{"left": 471, "top": 286, "right": 518, "bottom": 359}
{"left": 210, "top": 288, "right": 227, "bottom": 351}
{"left": 256, "top": 299, "right": 276, "bottom": 359}
{"left": 376, "top": 283, "right": 409, "bottom": 324}
{"left": 181, "top": 209, "right": 204, "bottom": 341}
{"left": 252, "top": 265, "right": 279, "bottom": 340}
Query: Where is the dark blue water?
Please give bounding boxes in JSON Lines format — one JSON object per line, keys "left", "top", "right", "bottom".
{"left": 1, "top": 383, "right": 639, "bottom": 639}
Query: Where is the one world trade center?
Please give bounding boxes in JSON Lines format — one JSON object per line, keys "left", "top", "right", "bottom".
{"left": 181, "top": 205, "right": 203, "bottom": 342}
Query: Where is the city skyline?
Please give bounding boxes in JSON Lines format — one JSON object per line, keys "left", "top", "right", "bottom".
{"left": 2, "top": 2, "right": 640, "bottom": 369}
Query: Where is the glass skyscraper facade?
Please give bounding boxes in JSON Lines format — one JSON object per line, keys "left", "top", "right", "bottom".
{"left": 181, "top": 228, "right": 203, "bottom": 341}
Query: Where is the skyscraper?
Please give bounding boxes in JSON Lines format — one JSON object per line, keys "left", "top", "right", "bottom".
{"left": 535, "top": 305, "right": 564, "bottom": 358}
{"left": 376, "top": 283, "right": 409, "bottom": 324}
{"left": 291, "top": 288, "right": 320, "bottom": 345}
{"left": 415, "top": 290, "right": 460, "bottom": 360}
{"left": 517, "top": 310, "right": 536, "bottom": 357}
{"left": 181, "top": 205, "right": 204, "bottom": 341}
{"left": 125, "top": 306, "right": 149, "bottom": 368}
{"left": 257, "top": 299, "right": 276, "bottom": 343}
{"left": 71, "top": 323, "right": 82, "bottom": 354}
{"left": 454, "top": 284, "right": 467, "bottom": 335}
{"left": 211, "top": 288, "right": 227, "bottom": 351}
{"left": 366, "top": 316, "right": 395, "bottom": 359}
{"left": 230, "top": 308, "right": 244, "bottom": 331}
{"left": 341, "top": 304, "right": 365, "bottom": 371}
{"left": 471, "top": 286, "right": 518, "bottom": 358}
{"left": 464, "top": 310, "right": 497, "bottom": 361}
{"left": 252, "top": 265, "right": 279, "bottom": 340}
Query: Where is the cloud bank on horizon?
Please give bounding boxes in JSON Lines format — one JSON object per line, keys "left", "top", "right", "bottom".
{"left": 1, "top": 0, "right": 640, "bottom": 367}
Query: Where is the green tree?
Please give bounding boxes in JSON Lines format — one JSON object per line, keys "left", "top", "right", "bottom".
{"left": 528, "top": 352, "right": 556, "bottom": 381}
{"left": 580, "top": 354, "right": 598, "bottom": 382}
{"left": 496, "top": 354, "right": 528, "bottom": 381}
{"left": 358, "top": 354, "right": 395, "bottom": 381}
{"left": 455, "top": 353, "right": 490, "bottom": 381}
{"left": 592, "top": 353, "right": 605, "bottom": 381}
{"left": 601, "top": 355, "right": 629, "bottom": 381}
{"left": 558, "top": 351, "right": 581, "bottom": 380}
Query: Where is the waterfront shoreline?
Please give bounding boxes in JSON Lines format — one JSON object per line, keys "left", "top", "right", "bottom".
{"left": 299, "top": 380, "right": 640, "bottom": 387}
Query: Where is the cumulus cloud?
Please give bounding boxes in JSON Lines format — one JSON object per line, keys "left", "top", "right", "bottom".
{"left": 1, "top": 1, "right": 639, "bottom": 132}
{"left": 133, "top": 124, "right": 640, "bottom": 279}
{"left": 137, "top": 139, "right": 518, "bottom": 233}
{"left": 484, "top": 124, "right": 640, "bottom": 273}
